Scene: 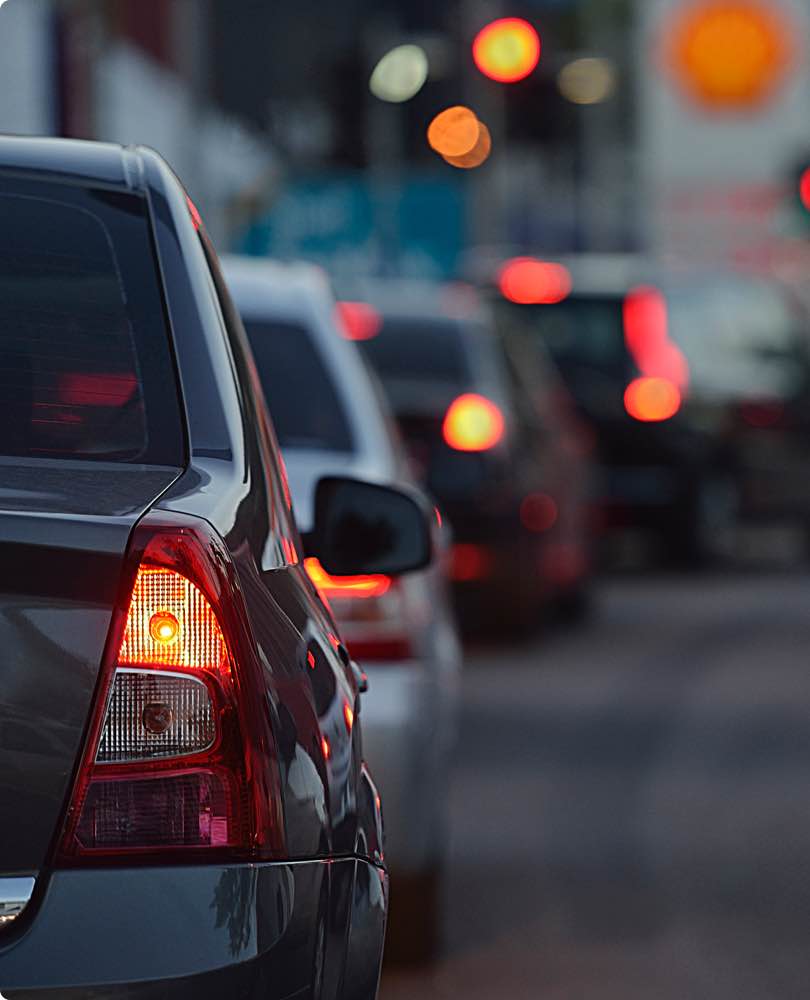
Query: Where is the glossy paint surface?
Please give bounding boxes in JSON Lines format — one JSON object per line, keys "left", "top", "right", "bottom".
{"left": 0, "top": 138, "right": 386, "bottom": 998}
{"left": 0, "top": 462, "right": 180, "bottom": 873}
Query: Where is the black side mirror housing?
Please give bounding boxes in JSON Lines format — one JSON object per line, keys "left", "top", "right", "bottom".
{"left": 308, "top": 476, "right": 433, "bottom": 577}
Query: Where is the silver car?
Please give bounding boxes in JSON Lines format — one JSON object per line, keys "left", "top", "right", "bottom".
{"left": 223, "top": 256, "right": 462, "bottom": 961}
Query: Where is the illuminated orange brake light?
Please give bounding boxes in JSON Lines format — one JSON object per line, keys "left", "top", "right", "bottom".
{"left": 624, "top": 377, "right": 681, "bottom": 422}
{"left": 118, "top": 566, "right": 230, "bottom": 675}
{"left": 304, "top": 557, "right": 391, "bottom": 600}
{"left": 443, "top": 393, "right": 505, "bottom": 451}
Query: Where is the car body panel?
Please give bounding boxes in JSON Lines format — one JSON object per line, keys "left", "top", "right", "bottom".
{"left": 0, "top": 462, "right": 181, "bottom": 875}
{"left": 0, "top": 137, "right": 385, "bottom": 997}
{"left": 223, "top": 259, "right": 461, "bottom": 875}
{"left": 0, "top": 859, "right": 386, "bottom": 999}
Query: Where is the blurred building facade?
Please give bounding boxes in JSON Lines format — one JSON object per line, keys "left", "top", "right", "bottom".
{"left": 0, "top": 0, "right": 275, "bottom": 245}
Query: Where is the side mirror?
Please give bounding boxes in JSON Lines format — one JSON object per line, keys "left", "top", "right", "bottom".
{"left": 309, "top": 476, "right": 433, "bottom": 577}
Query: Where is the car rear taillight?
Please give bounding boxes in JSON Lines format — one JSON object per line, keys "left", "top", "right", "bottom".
{"left": 304, "top": 557, "right": 391, "bottom": 600}
{"left": 305, "top": 558, "right": 417, "bottom": 662}
{"left": 442, "top": 393, "right": 505, "bottom": 452}
{"left": 336, "top": 301, "right": 382, "bottom": 341}
{"left": 54, "top": 513, "right": 283, "bottom": 865}
{"left": 624, "top": 376, "right": 681, "bottom": 422}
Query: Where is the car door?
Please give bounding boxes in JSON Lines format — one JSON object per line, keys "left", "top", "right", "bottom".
{"left": 196, "top": 236, "right": 361, "bottom": 862}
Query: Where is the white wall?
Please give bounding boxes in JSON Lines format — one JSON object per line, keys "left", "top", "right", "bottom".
{"left": 0, "top": 0, "right": 54, "bottom": 135}
{"left": 95, "top": 42, "right": 274, "bottom": 246}
{"left": 638, "top": 0, "right": 810, "bottom": 262}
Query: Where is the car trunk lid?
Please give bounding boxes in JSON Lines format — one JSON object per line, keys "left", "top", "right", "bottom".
{"left": 0, "top": 460, "right": 181, "bottom": 875}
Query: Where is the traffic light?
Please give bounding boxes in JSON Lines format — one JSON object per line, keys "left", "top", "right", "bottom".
{"left": 472, "top": 18, "right": 541, "bottom": 84}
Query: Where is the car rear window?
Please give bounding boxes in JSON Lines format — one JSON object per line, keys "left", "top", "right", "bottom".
{"left": 359, "top": 316, "right": 473, "bottom": 386}
{"left": 242, "top": 318, "right": 354, "bottom": 452}
{"left": 0, "top": 180, "right": 184, "bottom": 465}
{"left": 495, "top": 297, "right": 627, "bottom": 377}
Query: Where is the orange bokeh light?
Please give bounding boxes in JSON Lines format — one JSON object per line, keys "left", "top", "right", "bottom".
{"left": 442, "top": 122, "right": 492, "bottom": 169}
{"left": 473, "top": 17, "right": 541, "bottom": 83}
{"left": 427, "top": 106, "right": 481, "bottom": 158}
{"left": 667, "top": 1, "right": 792, "bottom": 109}
{"left": 443, "top": 394, "right": 505, "bottom": 452}
{"left": 624, "top": 377, "right": 682, "bottom": 423}
{"left": 498, "top": 258, "right": 572, "bottom": 305}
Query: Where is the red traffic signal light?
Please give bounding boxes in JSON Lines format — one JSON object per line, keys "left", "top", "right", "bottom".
{"left": 473, "top": 18, "right": 541, "bottom": 83}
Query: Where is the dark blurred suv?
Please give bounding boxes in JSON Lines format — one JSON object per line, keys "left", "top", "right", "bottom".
{"left": 341, "top": 281, "right": 594, "bottom": 631}
{"left": 488, "top": 254, "right": 810, "bottom": 564}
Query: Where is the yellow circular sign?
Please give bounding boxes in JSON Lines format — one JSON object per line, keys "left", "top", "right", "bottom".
{"left": 668, "top": 1, "right": 792, "bottom": 109}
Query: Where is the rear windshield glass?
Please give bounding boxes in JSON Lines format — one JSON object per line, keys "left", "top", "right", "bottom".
{"left": 359, "top": 316, "right": 473, "bottom": 386}
{"left": 495, "top": 297, "right": 626, "bottom": 377}
{"left": 243, "top": 318, "right": 354, "bottom": 452}
{"left": 0, "top": 180, "right": 183, "bottom": 465}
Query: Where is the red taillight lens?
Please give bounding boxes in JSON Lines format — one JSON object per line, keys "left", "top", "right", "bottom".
{"left": 443, "top": 394, "right": 505, "bottom": 452}
{"left": 306, "top": 558, "right": 418, "bottom": 663}
{"left": 54, "top": 514, "right": 283, "bottom": 864}
{"left": 304, "top": 557, "right": 391, "bottom": 599}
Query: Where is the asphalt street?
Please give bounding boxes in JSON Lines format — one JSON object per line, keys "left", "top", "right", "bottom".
{"left": 382, "top": 572, "right": 810, "bottom": 999}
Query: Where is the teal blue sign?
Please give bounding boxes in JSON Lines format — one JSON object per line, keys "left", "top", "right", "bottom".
{"left": 236, "top": 173, "right": 467, "bottom": 279}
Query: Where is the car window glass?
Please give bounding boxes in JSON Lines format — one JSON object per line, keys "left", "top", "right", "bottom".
{"left": 243, "top": 318, "right": 355, "bottom": 453}
{"left": 359, "top": 316, "right": 473, "bottom": 387}
{"left": 0, "top": 185, "right": 184, "bottom": 465}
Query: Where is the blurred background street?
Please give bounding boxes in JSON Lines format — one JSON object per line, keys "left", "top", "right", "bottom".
{"left": 3, "top": 0, "right": 810, "bottom": 994}
{"left": 384, "top": 568, "right": 810, "bottom": 999}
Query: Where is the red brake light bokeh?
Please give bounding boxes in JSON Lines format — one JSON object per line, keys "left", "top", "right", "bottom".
{"left": 449, "top": 543, "right": 493, "bottom": 582}
{"left": 800, "top": 168, "right": 810, "bottom": 211}
{"left": 336, "top": 301, "right": 383, "bottom": 341}
{"left": 498, "top": 258, "right": 572, "bottom": 305}
{"left": 520, "top": 493, "right": 559, "bottom": 533}
{"left": 443, "top": 393, "right": 505, "bottom": 452}
{"left": 623, "top": 286, "right": 689, "bottom": 392}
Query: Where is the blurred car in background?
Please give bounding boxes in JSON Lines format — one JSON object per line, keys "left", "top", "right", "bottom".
{"left": 339, "top": 280, "right": 594, "bottom": 632}
{"left": 223, "top": 257, "right": 462, "bottom": 962}
{"left": 486, "top": 254, "right": 810, "bottom": 565}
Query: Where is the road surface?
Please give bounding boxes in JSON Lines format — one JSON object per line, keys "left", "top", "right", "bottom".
{"left": 382, "top": 572, "right": 810, "bottom": 999}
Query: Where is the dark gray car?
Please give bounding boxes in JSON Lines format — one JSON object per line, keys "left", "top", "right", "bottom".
{"left": 0, "top": 137, "right": 433, "bottom": 999}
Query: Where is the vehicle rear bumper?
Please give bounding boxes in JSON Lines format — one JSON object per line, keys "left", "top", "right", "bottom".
{"left": 361, "top": 663, "right": 450, "bottom": 875}
{"left": 0, "top": 857, "right": 387, "bottom": 998}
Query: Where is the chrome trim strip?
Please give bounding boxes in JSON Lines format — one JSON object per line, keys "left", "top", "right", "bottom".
{"left": 0, "top": 876, "right": 35, "bottom": 925}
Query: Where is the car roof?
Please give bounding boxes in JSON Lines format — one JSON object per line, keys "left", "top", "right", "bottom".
{"left": 337, "top": 276, "right": 487, "bottom": 324}
{"left": 221, "top": 256, "right": 335, "bottom": 324}
{"left": 0, "top": 135, "right": 145, "bottom": 191}
{"left": 221, "top": 255, "right": 401, "bottom": 480}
